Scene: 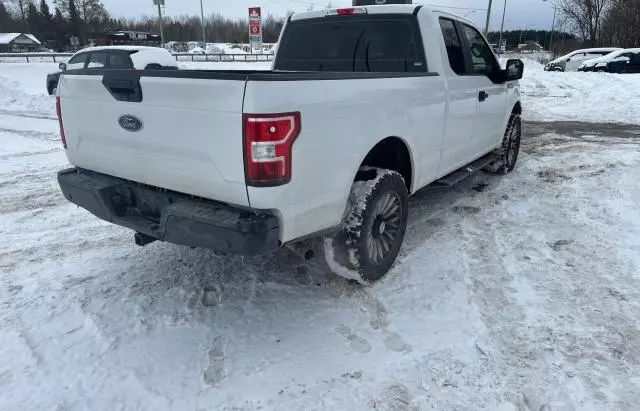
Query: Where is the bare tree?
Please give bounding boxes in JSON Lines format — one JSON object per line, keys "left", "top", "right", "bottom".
{"left": 559, "top": 0, "right": 612, "bottom": 46}
{"left": 4, "top": 0, "right": 33, "bottom": 23}
{"left": 601, "top": 0, "right": 640, "bottom": 46}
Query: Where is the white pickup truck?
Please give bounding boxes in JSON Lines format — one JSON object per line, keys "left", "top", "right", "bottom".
{"left": 56, "top": 5, "right": 524, "bottom": 283}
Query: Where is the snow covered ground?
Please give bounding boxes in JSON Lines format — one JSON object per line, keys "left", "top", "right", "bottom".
{"left": 1, "top": 61, "right": 640, "bottom": 410}
{"left": 518, "top": 58, "right": 640, "bottom": 124}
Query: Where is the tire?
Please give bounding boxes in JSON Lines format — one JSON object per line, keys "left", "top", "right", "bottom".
{"left": 484, "top": 114, "right": 521, "bottom": 174}
{"left": 48, "top": 83, "right": 57, "bottom": 95}
{"left": 324, "top": 168, "right": 409, "bottom": 284}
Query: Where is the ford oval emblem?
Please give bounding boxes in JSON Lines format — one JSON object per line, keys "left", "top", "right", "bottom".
{"left": 118, "top": 115, "right": 143, "bottom": 132}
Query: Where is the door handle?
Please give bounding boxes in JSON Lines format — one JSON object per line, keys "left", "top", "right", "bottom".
{"left": 478, "top": 91, "right": 489, "bottom": 102}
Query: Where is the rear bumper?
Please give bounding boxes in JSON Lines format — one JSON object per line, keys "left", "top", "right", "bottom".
{"left": 57, "top": 168, "right": 280, "bottom": 255}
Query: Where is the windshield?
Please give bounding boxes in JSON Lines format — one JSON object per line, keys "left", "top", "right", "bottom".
{"left": 602, "top": 50, "right": 624, "bottom": 59}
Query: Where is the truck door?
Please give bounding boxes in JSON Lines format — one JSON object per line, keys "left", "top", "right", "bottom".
{"left": 458, "top": 22, "right": 508, "bottom": 156}
{"left": 436, "top": 17, "right": 478, "bottom": 174}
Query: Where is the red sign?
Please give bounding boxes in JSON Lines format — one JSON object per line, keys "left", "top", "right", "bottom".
{"left": 249, "top": 7, "right": 261, "bottom": 18}
{"left": 248, "top": 7, "right": 263, "bottom": 51}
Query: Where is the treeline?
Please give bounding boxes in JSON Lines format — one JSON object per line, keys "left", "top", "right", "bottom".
{"left": 600, "top": 0, "right": 640, "bottom": 47}
{"left": 117, "top": 14, "right": 284, "bottom": 45}
{"left": 558, "top": 0, "right": 640, "bottom": 47}
{"left": 3, "top": 0, "right": 639, "bottom": 52}
{"left": 487, "top": 29, "right": 576, "bottom": 50}
{"left": 0, "top": 0, "right": 284, "bottom": 50}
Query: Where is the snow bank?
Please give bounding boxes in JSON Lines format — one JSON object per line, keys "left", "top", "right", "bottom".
{"left": 518, "top": 57, "right": 640, "bottom": 124}
{"left": 0, "top": 63, "right": 57, "bottom": 118}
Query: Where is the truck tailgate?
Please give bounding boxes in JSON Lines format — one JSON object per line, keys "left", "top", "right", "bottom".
{"left": 58, "top": 72, "right": 249, "bottom": 206}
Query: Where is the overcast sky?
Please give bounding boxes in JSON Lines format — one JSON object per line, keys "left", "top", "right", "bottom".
{"left": 95, "top": 0, "right": 559, "bottom": 31}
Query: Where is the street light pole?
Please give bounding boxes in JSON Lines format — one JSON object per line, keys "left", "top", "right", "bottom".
{"left": 153, "top": 0, "right": 165, "bottom": 46}
{"left": 200, "top": 0, "right": 206, "bottom": 46}
{"left": 484, "top": 0, "right": 493, "bottom": 35}
{"left": 549, "top": 6, "right": 557, "bottom": 52}
{"left": 543, "top": 0, "right": 558, "bottom": 53}
{"left": 497, "top": 0, "right": 507, "bottom": 54}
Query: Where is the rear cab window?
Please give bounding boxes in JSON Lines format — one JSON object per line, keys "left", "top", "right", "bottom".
{"left": 274, "top": 14, "right": 427, "bottom": 72}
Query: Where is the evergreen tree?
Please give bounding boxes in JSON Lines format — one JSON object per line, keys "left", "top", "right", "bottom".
{"left": 40, "top": 0, "right": 53, "bottom": 23}
{"left": 26, "top": 1, "right": 40, "bottom": 32}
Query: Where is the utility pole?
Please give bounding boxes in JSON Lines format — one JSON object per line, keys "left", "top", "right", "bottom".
{"left": 484, "top": 0, "right": 493, "bottom": 35}
{"left": 497, "top": 0, "right": 507, "bottom": 54}
{"left": 153, "top": 0, "right": 165, "bottom": 47}
{"left": 200, "top": 0, "right": 206, "bottom": 46}
{"left": 548, "top": 5, "right": 557, "bottom": 53}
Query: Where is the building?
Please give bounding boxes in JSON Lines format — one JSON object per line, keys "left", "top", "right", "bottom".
{"left": 0, "top": 33, "right": 42, "bottom": 53}
{"left": 518, "top": 41, "right": 544, "bottom": 53}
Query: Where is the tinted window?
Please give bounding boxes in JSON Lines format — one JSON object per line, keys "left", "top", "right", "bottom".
{"left": 108, "top": 51, "right": 133, "bottom": 68}
{"left": 439, "top": 18, "right": 465, "bottom": 75}
{"left": 67, "top": 52, "right": 87, "bottom": 65}
{"left": 275, "top": 16, "right": 425, "bottom": 72}
{"left": 461, "top": 24, "right": 498, "bottom": 75}
{"left": 87, "top": 52, "right": 107, "bottom": 68}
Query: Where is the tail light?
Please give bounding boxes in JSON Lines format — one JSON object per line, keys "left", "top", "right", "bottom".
{"left": 243, "top": 112, "right": 301, "bottom": 187}
{"left": 56, "top": 96, "right": 67, "bottom": 149}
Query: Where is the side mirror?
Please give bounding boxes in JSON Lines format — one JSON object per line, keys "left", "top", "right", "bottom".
{"left": 505, "top": 59, "right": 524, "bottom": 81}
{"left": 59, "top": 62, "right": 67, "bottom": 71}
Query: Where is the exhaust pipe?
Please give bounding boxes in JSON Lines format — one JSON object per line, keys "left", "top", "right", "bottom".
{"left": 134, "top": 232, "right": 157, "bottom": 246}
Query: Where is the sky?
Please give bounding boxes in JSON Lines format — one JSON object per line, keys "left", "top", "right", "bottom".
{"left": 95, "top": 0, "right": 560, "bottom": 32}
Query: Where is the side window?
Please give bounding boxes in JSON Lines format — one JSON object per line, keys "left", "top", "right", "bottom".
{"left": 68, "top": 53, "right": 87, "bottom": 65}
{"left": 566, "top": 52, "right": 581, "bottom": 62}
{"left": 439, "top": 18, "right": 465, "bottom": 75}
{"left": 108, "top": 52, "right": 133, "bottom": 69}
{"left": 66, "top": 52, "right": 88, "bottom": 69}
{"left": 631, "top": 53, "right": 640, "bottom": 65}
{"left": 87, "top": 52, "right": 107, "bottom": 68}
{"left": 461, "top": 24, "right": 498, "bottom": 75}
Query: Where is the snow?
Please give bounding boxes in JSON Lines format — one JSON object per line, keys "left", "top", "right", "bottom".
{"left": 518, "top": 58, "right": 640, "bottom": 124}
{"left": 129, "top": 48, "right": 178, "bottom": 69}
{"left": 2, "top": 59, "right": 640, "bottom": 410}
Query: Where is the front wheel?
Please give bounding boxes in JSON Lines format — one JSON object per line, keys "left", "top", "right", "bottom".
{"left": 484, "top": 114, "right": 521, "bottom": 174}
{"left": 324, "top": 168, "right": 409, "bottom": 284}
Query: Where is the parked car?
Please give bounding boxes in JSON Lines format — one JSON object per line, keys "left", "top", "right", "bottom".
{"left": 579, "top": 48, "right": 640, "bottom": 73}
{"left": 55, "top": 5, "right": 524, "bottom": 283}
{"left": 544, "top": 47, "right": 622, "bottom": 72}
{"left": 189, "top": 47, "right": 206, "bottom": 54}
{"left": 46, "top": 46, "right": 178, "bottom": 95}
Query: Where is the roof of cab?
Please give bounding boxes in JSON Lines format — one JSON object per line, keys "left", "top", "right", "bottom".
{"left": 290, "top": 4, "right": 425, "bottom": 21}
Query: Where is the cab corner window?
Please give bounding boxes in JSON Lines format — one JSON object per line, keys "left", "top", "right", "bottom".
{"left": 439, "top": 18, "right": 465, "bottom": 75}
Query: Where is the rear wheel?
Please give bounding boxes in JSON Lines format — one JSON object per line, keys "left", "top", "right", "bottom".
{"left": 324, "top": 168, "right": 409, "bottom": 284}
{"left": 484, "top": 114, "right": 521, "bottom": 174}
